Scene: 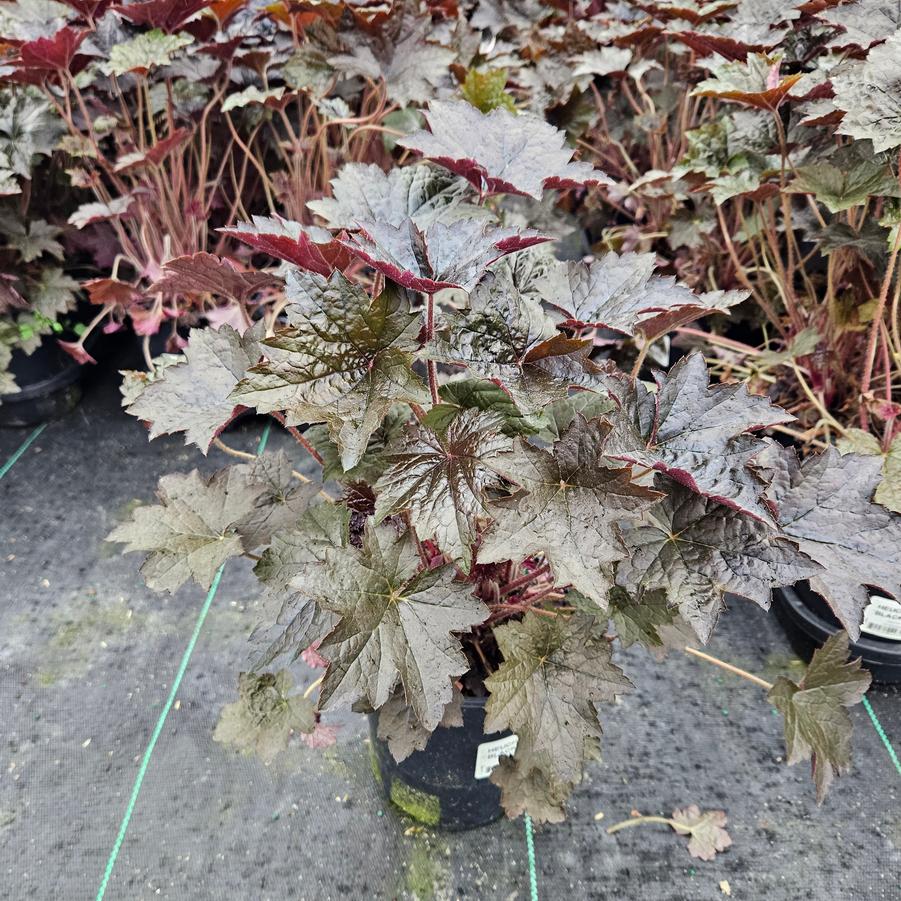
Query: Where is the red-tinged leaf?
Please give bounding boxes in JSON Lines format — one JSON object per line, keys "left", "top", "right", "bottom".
{"left": 339, "top": 217, "right": 549, "bottom": 293}
{"left": 220, "top": 216, "right": 351, "bottom": 276}
{"left": 57, "top": 340, "right": 96, "bottom": 365}
{"left": 636, "top": 1, "right": 732, "bottom": 24}
{"left": 111, "top": 0, "right": 214, "bottom": 31}
{"left": 692, "top": 54, "right": 803, "bottom": 110}
{"left": 674, "top": 30, "right": 757, "bottom": 62}
{"left": 14, "top": 26, "right": 87, "bottom": 76}
{"left": 149, "top": 252, "right": 279, "bottom": 304}
{"left": 83, "top": 278, "right": 142, "bottom": 307}
{"left": 115, "top": 129, "right": 191, "bottom": 172}
{"left": 210, "top": 0, "right": 246, "bottom": 23}
{"left": 398, "top": 100, "right": 613, "bottom": 200}
{"left": 0, "top": 276, "right": 27, "bottom": 313}
{"left": 59, "top": 0, "right": 113, "bottom": 16}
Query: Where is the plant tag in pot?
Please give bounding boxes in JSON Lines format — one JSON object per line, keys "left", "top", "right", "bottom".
{"left": 861, "top": 595, "right": 901, "bottom": 641}
{"left": 474, "top": 734, "right": 518, "bottom": 779}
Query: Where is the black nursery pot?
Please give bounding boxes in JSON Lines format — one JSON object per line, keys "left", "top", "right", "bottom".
{"left": 368, "top": 696, "right": 517, "bottom": 831}
{"left": 773, "top": 583, "right": 901, "bottom": 684}
{"left": 0, "top": 338, "right": 83, "bottom": 427}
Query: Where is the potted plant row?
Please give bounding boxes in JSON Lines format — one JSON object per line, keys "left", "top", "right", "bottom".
{"left": 109, "top": 100, "right": 894, "bottom": 827}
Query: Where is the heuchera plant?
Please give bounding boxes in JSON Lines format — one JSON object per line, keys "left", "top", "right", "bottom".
{"left": 109, "top": 101, "right": 898, "bottom": 822}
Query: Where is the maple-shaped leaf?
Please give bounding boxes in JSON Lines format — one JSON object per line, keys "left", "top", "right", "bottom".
{"left": 124, "top": 323, "right": 263, "bottom": 453}
{"left": 213, "top": 670, "right": 314, "bottom": 764}
{"left": 315, "top": 525, "right": 489, "bottom": 730}
{"left": 485, "top": 613, "right": 632, "bottom": 784}
{"left": 768, "top": 631, "right": 871, "bottom": 802}
{"left": 490, "top": 754, "right": 573, "bottom": 824}
{"left": 428, "top": 378, "right": 540, "bottom": 437}
{"left": 307, "top": 404, "right": 410, "bottom": 484}
{"left": 337, "top": 217, "right": 547, "bottom": 294}
{"left": 535, "top": 392, "right": 615, "bottom": 444}
{"left": 251, "top": 503, "right": 350, "bottom": 669}
{"left": 788, "top": 144, "right": 900, "bottom": 214}
{"left": 818, "top": 0, "right": 901, "bottom": 50}
{"left": 602, "top": 353, "right": 792, "bottom": 519}
{"left": 328, "top": 20, "right": 455, "bottom": 107}
{"left": 763, "top": 446, "right": 901, "bottom": 638}
{"left": 376, "top": 685, "right": 463, "bottom": 762}
{"left": 478, "top": 417, "right": 661, "bottom": 606}
{"left": 692, "top": 54, "right": 802, "bottom": 110}
{"left": 435, "top": 266, "right": 592, "bottom": 415}
{"left": 607, "top": 586, "right": 678, "bottom": 651}
{"left": 106, "top": 466, "right": 262, "bottom": 591}
{"left": 230, "top": 278, "right": 427, "bottom": 470}
{"left": 307, "top": 163, "right": 475, "bottom": 231}
{"left": 373, "top": 409, "right": 512, "bottom": 570}
{"left": 111, "top": 0, "right": 212, "bottom": 31}
{"left": 101, "top": 29, "right": 193, "bottom": 76}
{"left": 616, "top": 480, "right": 819, "bottom": 642}
{"left": 397, "top": 100, "right": 613, "bottom": 200}
{"left": 833, "top": 33, "right": 901, "bottom": 152}
{"left": 12, "top": 26, "right": 87, "bottom": 77}
{"left": 0, "top": 89, "right": 63, "bottom": 180}
{"left": 0, "top": 214, "right": 63, "bottom": 263}
{"left": 670, "top": 806, "right": 733, "bottom": 861}
{"left": 27, "top": 266, "right": 79, "bottom": 318}
{"left": 233, "top": 451, "right": 319, "bottom": 550}
{"left": 219, "top": 215, "right": 350, "bottom": 275}
{"left": 149, "top": 253, "right": 279, "bottom": 304}
{"left": 540, "top": 253, "right": 747, "bottom": 341}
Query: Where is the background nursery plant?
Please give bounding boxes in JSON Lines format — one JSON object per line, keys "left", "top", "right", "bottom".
{"left": 108, "top": 96, "right": 896, "bottom": 824}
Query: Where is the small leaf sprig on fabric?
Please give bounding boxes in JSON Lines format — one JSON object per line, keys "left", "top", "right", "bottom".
{"left": 109, "top": 96, "right": 894, "bottom": 825}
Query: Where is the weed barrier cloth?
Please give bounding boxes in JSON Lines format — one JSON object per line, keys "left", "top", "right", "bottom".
{"left": 1, "top": 372, "right": 900, "bottom": 900}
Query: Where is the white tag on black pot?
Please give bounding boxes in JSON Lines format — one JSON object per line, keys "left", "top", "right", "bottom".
{"left": 861, "top": 595, "right": 901, "bottom": 641}
{"left": 473, "top": 734, "right": 519, "bottom": 779}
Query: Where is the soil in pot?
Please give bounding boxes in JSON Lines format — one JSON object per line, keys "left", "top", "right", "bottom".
{"left": 368, "top": 696, "right": 517, "bottom": 831}
{"left": 773, "top": 582, "right": 901, "bottom": 684}
{"left": 0, "top": 337, "right": 84, "bottom": 427}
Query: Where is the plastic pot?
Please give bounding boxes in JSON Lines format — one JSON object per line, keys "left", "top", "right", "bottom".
{"left": 0, "top": 338, "right": 83, "bottom": 427}
{"left": 772, "top": 583, "right": 901, "bottom": 684}
{"left": 368, "top": 696, "right": 517, "bottom": 830}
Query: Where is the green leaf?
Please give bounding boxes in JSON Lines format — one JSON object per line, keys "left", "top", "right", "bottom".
{"left": 427, "top": 378, "right": 539, "bottom": 437}
{"left": 0, "top": 213, "right": 63, "bottom": 262}
{"left": 231, "top": 276, "right": 428, "bottom": 471}
{"left": 534, "top": 392, "right": 616, "bottom": 444}
{"left": 251, "top": 503, "right": 350, "bottom": 669}
{"left": 102, "top": 29, "right": 193, "bottom": 77}
{"left": 124, "top": 323, "right": 264, "bottom": 453}
{"left": 213, "top": 670, "right": 315, "bottom": 764}
{"left": 106, "top": 466, "right": 262, "bottom": 591}
{"left": 461, "top": 68, "right": 516, "bottom": 113}
{"left": 221, "top": 86, "right": 285, "bottom": 113}
{"left": 788, "top": 144, "right": 900, "bottom": 213}
{"left": 768, "top": 631, "right": 871, "bottom": 802}
{"left": 27, "top": 266, "right": 78, "bottom": 318}
{"left": 616, "top": 481, "right": 820, "bottom": 642}
{"left": 478, "top": 417, "right": 661, "bottom": 607}
{"left": 307, "top": 405, "right": 410, "bottom": 484}
{"left": 876, "top": 435, "right": 901, "bottom": 513}
{"left": 608, "top": 586, "right": 677, "bottom": 651}
{"left": 374, "top": 409, "right": 512, "bottom": 569}
{"left": 485, "top": 613, "right": 632, "bottom": 784}
{"left": 316, "top": 525, "right": 489, "bottom": 729}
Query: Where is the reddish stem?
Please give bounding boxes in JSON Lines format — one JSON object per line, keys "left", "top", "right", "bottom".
{"left": 270, "top": 412, "right": 325, "bottom": 465}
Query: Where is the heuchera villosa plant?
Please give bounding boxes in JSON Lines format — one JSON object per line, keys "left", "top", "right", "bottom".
{"left": 109, "top": 100, "right": 896, "bottom": 823}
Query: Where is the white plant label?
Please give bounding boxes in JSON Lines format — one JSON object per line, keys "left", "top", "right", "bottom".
{"left": 861, "top": 594, "right": 901, "bottom": 641}
{"left": 474, "top": 734, "right": 519, "bottom": 779}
